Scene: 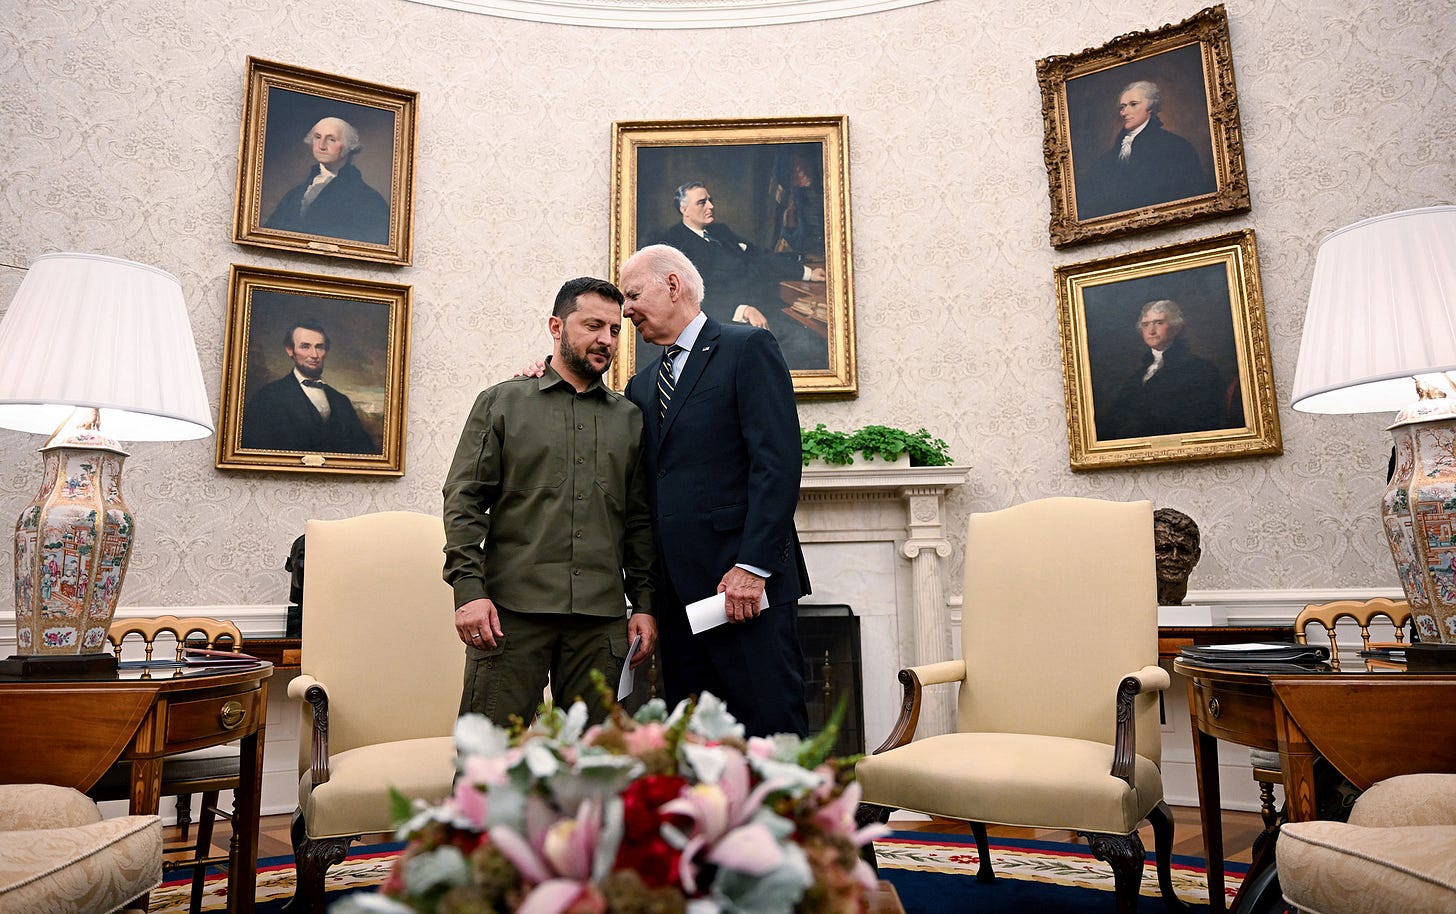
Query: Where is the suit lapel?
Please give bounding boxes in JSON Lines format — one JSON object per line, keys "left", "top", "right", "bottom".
{"left": 659, "top": 318, "right": 720, "bottom": 441}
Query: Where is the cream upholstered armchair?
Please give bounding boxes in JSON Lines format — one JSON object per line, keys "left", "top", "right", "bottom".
{"left": 0, "top": 783, "right": 161, "bottom": 914}
{"left": 282, "top": 512, "right": 465, "bottom": 914}
{"left": 1278, "top": 773, "right": 1456, "bottom": 913}
{"left": 856, "top": 497, "right": 1187, "bottom": 913}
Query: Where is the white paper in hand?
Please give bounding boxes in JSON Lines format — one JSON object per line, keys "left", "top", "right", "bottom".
{"left": 616, "top": 634, "right": 643, "bottom": 700}
{"left": 685, "top": 591, "right": 770, "bottom": 635}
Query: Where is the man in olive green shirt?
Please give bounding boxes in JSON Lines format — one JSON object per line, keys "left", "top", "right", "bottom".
{"left": 442, "top": 277, "right": 656, "bottom": 726}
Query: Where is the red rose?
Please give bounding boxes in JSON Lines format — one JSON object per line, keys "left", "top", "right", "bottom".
{"left": 616, "top": 775, "right": 688, "bottom": 889}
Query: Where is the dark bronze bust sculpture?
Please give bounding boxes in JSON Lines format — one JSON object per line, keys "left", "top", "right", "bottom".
{"left": 1154, "top": 508, "right": 1201, "bottom": 606}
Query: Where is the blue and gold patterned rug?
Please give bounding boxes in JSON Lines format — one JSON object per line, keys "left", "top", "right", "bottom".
{"left": 149, "top": 832, "right": 1245, "bottom": 912}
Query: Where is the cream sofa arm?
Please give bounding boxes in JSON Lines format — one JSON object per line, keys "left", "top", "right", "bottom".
{"left": 872, "top": 660, "right": 967, "bottom": 755}
{"left": 287, "top": 674, "right": 334, "bottom": 789}
{"left": 1110, "top": 665, "right": 1168, "bottom": 784}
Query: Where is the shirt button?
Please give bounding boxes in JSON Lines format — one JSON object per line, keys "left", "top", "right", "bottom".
{"left": 577, "top": 424, "right": 584, "bottom": 430}
{"left": 575, "top": 530, "right": 583, "bottom": 538}
{"left": 576, "top": 456, "right": 584, "bottom": 464}
{"left": 577, "top": 493, "right": 584, "bottom": 500}
{"left": 573, "top": 568, "right": 581, "bottom": 576}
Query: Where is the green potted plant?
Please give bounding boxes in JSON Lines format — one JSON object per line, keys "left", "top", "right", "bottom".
{"left": 801, "top": 423, "right": 952, "bottom": 467}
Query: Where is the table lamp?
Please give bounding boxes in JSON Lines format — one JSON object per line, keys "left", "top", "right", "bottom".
{"left": 0, "top": 253, "right": 213, "bottom": 675}
{"left": 1291, "top": 205, "right": 1456, "bottom": 645}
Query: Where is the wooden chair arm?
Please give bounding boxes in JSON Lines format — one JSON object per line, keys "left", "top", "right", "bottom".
{"left": 1110, "top": 665, "right": 1169, "bottom": 784}
{"left": 287, "top": 674, "right": 333, "bottom": 789}
{"left": 871, "top": 660, "right": 967, "bottom": 755}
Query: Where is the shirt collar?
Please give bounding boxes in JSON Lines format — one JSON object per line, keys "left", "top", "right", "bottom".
{"left": 539, "top": 356, "right": 607, "bottom": 396}
{"left": 293, "top": 368, "right": 322, "bottom": 386}
{"left": 1126, "top": 120, "right": 1150, "bottom": 142}
{"left": 669, "top": 311, "right": 708, "bottom": 353}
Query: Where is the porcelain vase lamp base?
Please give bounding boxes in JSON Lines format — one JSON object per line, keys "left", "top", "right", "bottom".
{"left": 9, "top": 409, "right": 135, "bottom": 665}
{"left": 1382, "top": 396, "right": 1456, "bottom": 644}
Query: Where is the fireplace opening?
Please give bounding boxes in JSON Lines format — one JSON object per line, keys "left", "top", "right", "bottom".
{"left": 799, "top": 604, "right": 865, "bottom": 757}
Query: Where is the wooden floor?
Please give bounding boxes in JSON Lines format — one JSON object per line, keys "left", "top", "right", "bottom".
{"left": 171, "top": 804, "right": 1263, "bottom": 870}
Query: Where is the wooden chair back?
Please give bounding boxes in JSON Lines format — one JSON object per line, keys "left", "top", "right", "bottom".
{"left": 106, "top": 614, "right": 244, "bottom": 662}
{"left": 1294, "top": 598, "right": 1411, "bottom": 670}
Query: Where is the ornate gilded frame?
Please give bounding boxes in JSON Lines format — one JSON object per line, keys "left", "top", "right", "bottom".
{"left": 609, "top": 116, "right": 857, "bottom": 397}
{"left": 1056, "top": 229, "right": 1280, "bottom": 470}
{"left": 1036, "top": 5, "right": 1249, "bottom": 248}
{"left": 232, "top": 58, "right": 418, "bottom": 265}
{"left": 216, "top": 265, "right": 412, "bottom": 476}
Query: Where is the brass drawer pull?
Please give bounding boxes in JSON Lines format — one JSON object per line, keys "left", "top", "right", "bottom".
{"left": 220, "top": 700, "right": 247, "bottom": 730}
{"left": 1208, "top": 697, "right": 1221, "bottom": 719}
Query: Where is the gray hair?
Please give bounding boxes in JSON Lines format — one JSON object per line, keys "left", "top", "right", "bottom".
{"left": 626, "top": 244, "right": 704, "bottom": 308}
{"left": 1120, "top": 80, "right": 1162, "bottom": 113}
{"left": 301, "top": 117, "right": 362, "bottom": 156}
{"left": 674, "top": 181, "right": 707, "bottom": 210}
{"left": 1138, "top": 299, "right": 1185, "bottom": 331}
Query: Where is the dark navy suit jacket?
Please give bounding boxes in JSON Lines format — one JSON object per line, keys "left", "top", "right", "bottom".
{"left": 624, "top": 316, "right": 809, "bottom": 609}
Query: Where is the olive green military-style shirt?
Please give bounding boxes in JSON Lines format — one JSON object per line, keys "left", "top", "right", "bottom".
{"left": 442, "top": 362, "right": 654, "bottom": 618}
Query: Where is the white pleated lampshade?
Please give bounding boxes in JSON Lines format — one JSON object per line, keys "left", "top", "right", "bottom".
{"left": 0, "top": 252, "right": 214, "bottom": 440}
{"left": 1291, "top": 206, "right": 1456, "bottom": 414}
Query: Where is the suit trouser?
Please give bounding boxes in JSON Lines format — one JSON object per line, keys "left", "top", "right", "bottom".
{"left": 458, "top": 608, "right": 630, "bottom": 728}
{"left": 656, "top": 576, "right": 809, "bottom": 738}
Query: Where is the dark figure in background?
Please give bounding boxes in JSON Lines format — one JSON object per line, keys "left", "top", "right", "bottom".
{"left": 1100, "top": 300, "right": 1225, "bottom": 441}
{"left": 652, "top": 181, "right": 829, "bottom": 370}
{"left": 1154, "top": 508, "right": 1202, "bottom": 606}
{"left": 770, "top": 150, "right": 825, "bottom": 254}
{"left": 240, "top": 320, "right": 377, "bottom": 454}
{"left": 264, "top": 116, "right": 390, "bottom": 245}
{"left": 619, "top": 244, "right": 810, "bottom": 738}
{"left": 1077, "top": 80, "right": 1215, "bottom": 220}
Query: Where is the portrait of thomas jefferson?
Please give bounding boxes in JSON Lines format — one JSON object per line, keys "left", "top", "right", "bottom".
{"left": 1083, "top": 262, "right": 1242, "bottom": 443}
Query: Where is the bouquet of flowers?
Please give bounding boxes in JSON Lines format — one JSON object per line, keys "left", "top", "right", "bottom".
{"left": 336, "top": 681, "right": 886, "bottom": 914}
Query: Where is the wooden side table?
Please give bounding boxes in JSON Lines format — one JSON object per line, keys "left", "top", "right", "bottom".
{"left": 1174, "top": 658, "right": 1456, "bottom": 913}
{"left": 0, "top": 662, "right": 272, "bottom": 914}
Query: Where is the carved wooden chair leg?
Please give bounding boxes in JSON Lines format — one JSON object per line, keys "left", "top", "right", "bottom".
{"left": 1083, "top": 830, "right": 1145, "bottom": 914}
{"left": 1258, "top": 780, "right": 1280, "bottom": 834}
{"left": 280, "top": 809, "right": 355, "bottom": 914}
{"left": 854, "top": 802, "right": 893, "bottom": 873}
{"left": 175, "top": 792, "right": 193, "bottom": 841}
{"left": 968, "top": 821, "right": 995, "bottom": 883}
{"left": 1148, "top": 801, "right": 1191, "bottom": 911}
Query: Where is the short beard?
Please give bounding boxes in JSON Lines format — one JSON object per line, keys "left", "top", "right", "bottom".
{"left": 557, "top": 326, "right": 609, "bottom": 381}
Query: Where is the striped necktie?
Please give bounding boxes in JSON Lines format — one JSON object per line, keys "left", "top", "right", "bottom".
{"left": 658, "top": 345, "right": 684, "bottom": 422}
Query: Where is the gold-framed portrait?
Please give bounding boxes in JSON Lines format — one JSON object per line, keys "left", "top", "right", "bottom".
{"left": 1036, "top": 5, "right": 1250, "bottom": 248}
{"left": 1056, "top": 229, "right": 1281, "bottom": 470}
{"left": 232, "top": 57, "right": 418, "bottom": 265}
{"left": 609, "top": 116, "right": 857, "bottom": 397}
{"left": 216, "top": 264, "right": 412, "bottom": 476}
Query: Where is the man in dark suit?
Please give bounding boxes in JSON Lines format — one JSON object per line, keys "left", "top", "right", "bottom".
{"left": 1098, "top": 300, "right": 1226, "bottom": 441}
{"left": 653, "top": 182, "right": 829, "bottom": 371}
{"left": 264, "top": 116, "right": 390, "bottom": 245}
{"left": 1077, "top": 80, "right": 1216, "bottom": 220}
{"left": 619, "top": 243, "right": 810, "bottom": 737}
{"left": 240, "top": 320, "right": 377, "bottom": 454}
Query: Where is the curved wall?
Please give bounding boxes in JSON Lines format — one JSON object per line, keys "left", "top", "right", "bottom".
{"left": 2, "top": 0, "right": 1452, "bottom": 607}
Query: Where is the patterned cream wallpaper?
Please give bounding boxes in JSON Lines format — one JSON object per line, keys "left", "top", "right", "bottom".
{"left": 1, "top": 0, "right": 1452, "bottom": 608}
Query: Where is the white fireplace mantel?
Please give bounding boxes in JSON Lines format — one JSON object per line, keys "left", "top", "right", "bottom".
{"left": 796, "top": 464, "right": 970, "bottom": 743}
